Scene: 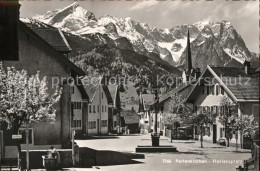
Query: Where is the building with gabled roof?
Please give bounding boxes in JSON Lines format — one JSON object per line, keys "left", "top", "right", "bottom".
{"left": 82, "top": 76, "right": 114, "bottom": 135}
{"left": 0, "top": 1, "right": 89, "bottom": 160}
{"left": 138, "top": 93, "right": 154, "bottom": 134}
{"left": 121, "top": 108, "right": 140, "bottom": 134}
{"left": 107, "top": 85, "right": 122, "bottom": 133}
{"left": 22, "top": 19, "right": 72, "bottom": 54}
{"left": 186, "top": 64, "right": 259, "bottom": 148}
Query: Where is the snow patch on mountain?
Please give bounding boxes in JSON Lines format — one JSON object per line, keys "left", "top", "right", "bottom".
{"left": 223, "top": 48, "right": 246, "bottom": 64}
{"left": 158, "top": 37, "right": 195, "bottom": 62}
{"left": 194, "top": 21, "right": 211, "bottom": 31}
{"left": 31, "top": 3, "right": 256, "bottom": 67}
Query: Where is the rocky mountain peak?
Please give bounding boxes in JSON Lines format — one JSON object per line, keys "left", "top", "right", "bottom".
{"left": 33, "top": 2, "right": 97, "bottom": 32}
{"left": 30, "top": 3, "right": 258, "bottom": 69}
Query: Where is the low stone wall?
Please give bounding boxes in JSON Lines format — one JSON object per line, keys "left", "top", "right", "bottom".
{"left": 21, "top": 149, "right": 74, "bottom": 169}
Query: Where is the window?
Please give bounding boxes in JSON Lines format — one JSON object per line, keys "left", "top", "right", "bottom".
{"left": 102, "top": 105, "right": 104, "bottom": 112}
{"left": 210, "top": 106, "right": 213, "bottom": 113}
{"left": 114, "top": 121, "right": 117, "bottom": 127}
{"left": 101, "top": 120, "right": 107, "bottom": 127}
{"left": 194, "top": 106, "right": 198, "bottom": 112}
{"left": 72, "top": 102, "right": 82, "bottom": 110}
{"left": 160, "top": 106, "right": 164, "bottom": 112}
{"left": 220, "top": 128, "right": 225, "bottom": 138}
{"left": 89, "top": 105, "right": 92, "bottom": 113}
{"left": 93, "top": 105, "right": 96, "bottom": 113}
{"left": 211, "top": 85, "right": 214, "bottom": 95}
{"left": 219, "top": 106, "right": 223, "bottom": 116}
{"left": 18, "top": 128, "right": 33, "bottom": 144}
{"left": 221, "top": 86, "right": 224, "bottom": 95}
{"left": 88, "top": 121, "right": 96, "bottom": 129}
{"left": 102, "top": 92, "right": 104, "bottom": 99}
{"left": 216, "top": 85, "right": 219, "bottom": 95}
{"left": 105, "top": 106, "right": 107, "bottom": 112}
{"left": 205, "top": 127, "right": 210, "bottom": 137}
{"left": 72, "top": 120, "right": 82, "bottom": 128}
{"left": 207, "top": 86, "right": 210, "bottom": 95}
{"left": 71, "top": 87, "right": 74, "bottom": 94}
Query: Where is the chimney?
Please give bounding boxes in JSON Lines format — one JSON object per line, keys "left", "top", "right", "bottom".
{"left": 195, "top": 68, "right": 201, "bottom": 79}
{"left": 186, "top": 30, "right": 192, "bottom": 72}
{"left": 0, "top": 0, "right": 20, "bottom": 60}
{"left": 244, "top": 60, "right": 251, "bottom": 75}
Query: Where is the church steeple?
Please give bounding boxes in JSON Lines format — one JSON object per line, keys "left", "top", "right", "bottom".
{"left": 186, "top": 30, "right": 192, "bottom": 72}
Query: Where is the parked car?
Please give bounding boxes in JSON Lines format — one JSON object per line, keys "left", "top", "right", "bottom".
{"left": 173, "top": 126, "right": 193, "bottom": 140}
{"left": 218, "top": 138, "right": 226, "bottom": 146}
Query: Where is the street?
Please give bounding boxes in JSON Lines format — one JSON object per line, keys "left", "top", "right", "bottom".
{"left": 73, "top": 134, "right": 251, "bottom": 171}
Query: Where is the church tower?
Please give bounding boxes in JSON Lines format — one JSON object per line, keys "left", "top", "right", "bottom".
{"left": 182, "top": 30, "right": 193, "bottom": 83}
{"left": 186, "top": 30, "right": 192, "bottom": 73}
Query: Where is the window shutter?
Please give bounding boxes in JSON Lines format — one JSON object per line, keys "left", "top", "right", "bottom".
{"left": 216, "top": 85, "right": 219, "bottom": 95}
{"left": 216, "top": 106, "right": 219, "bottom": 116}
{"left": 221, "top": 86, "right": 224, "bottom": 95}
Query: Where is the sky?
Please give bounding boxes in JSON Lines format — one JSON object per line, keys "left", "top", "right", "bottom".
{"left": 20, "top": 0, "right": 259, "bottom": 53}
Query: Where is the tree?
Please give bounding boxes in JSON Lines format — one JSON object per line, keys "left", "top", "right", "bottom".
{"left": 218, "top": 96, "right": 238, "bottom": 147}
{"left": 168, "top": 94, "right": 192, "bottom": 119}
{"left": 190, "top": 111, "right": 217, "bottom": 148}
{"left": 163, "top": 94, "right": 192, "bottom": 140}
{"left": 0, "top": 64, "right": 62, "bottom": 170}
{"left": 235, "top": 114, "right": 259, "bottom": 149}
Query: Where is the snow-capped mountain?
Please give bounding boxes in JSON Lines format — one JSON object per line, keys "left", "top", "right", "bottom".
{"left": 31, "top": 2, "right": 258, "bottom": 69}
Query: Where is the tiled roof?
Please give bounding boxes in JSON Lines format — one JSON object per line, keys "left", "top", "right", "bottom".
{"left": 103, "top": 85, "right": 113, "bottom": 104}
{"left": 18, "top": 21, "right": 85, "bottom": 76}
{"left": 77, "top": 79, "right": 89, "bottom": 101}
{"left": 210, "top": 66, "right": 257, "bottom": 77}
{"left": 210, "top": 66, "right": 259, "bottom": 101}
{"left": 148, "top": 83, "right": 192, "bottom": 106}
{"left": 221, "top": 77, "right": 259, "bottom": 101}
{"left": 186, "top": 66, "right": 259, "bottom": 103}
{"left": 23, "top": 19, "right": 72, "bottom": 53}
{"left": 81, "top": 76, "right": 113, "bottom": 104}
{"left": 32, "top": 28, "right": 71, "bottom": 53}
{"left": 108, "top": 85, "right": 117, "bottom": 104}
{"left": 121, "top": 110, "right": 139, "bottom": 124}
{"left": 82, "top": 83, "right": 98, "bottom": 102}
{"left": 81, "top": 77, "right": 100, "bottom": 102}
